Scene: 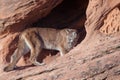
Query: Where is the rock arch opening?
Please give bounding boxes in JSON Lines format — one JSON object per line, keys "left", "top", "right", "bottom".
{"left": 33, "top": 0, "right": 89, "bottom": 43}
{"left": 31, "top": 0, "right": 89, "bottom": 63}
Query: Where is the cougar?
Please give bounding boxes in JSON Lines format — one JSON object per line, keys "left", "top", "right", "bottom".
{"left": 4, "top": 28, "right": 79, "bottom": 72}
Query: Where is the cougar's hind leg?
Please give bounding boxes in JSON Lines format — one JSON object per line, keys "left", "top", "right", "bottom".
{"left": 4, "top": 39, "right": 27, "bottom": 72}
{"left": 30, "top": 45, "right": 45, "bottom": 66}
{"left": 27, "top": 33, "right": 45, "bottom": 66}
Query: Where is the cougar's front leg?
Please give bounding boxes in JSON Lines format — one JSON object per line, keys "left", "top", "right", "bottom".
{"left": 58, "top": 46, "right": 67, "bottom": 57}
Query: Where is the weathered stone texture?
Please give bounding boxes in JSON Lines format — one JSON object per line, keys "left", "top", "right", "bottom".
{"left": 0, "top": 0, "right": 63, "bottom": 34}
{"left": 100, "top": 7, "right": 120, "bottom": 35}
{"left": 0, "top": 0, "right": 120, "bottom": 80}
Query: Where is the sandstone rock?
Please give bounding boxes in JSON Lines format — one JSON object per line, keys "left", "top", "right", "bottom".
{"left": 0, "top": 0, "right": 87, "bottom": 68}
{"left": 80, "top": 0, "right": 120, "bottom": 50}
{"left": 100, "top": 7, "right": 120, "bottom": 35}
{"left": 85, "top": 0, "right": 120, "bottom": 36}
{"left": 0, "top": 0, "right": 63, "bottom": 34}
{"left": 0, "top": 0, "right": 120, "bottom": 80}
{"left": 0, "top": 0, "right": 63, "bottom": 72}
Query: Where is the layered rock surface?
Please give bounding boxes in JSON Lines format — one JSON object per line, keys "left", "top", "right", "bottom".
{"left": 0, "top": 0, "right": 120, "bottom": 80}
{"left": 0, "top": 0, "right": 63, "bottom": 34}
{"left": 0, "top": 0, "right": 63, "bottom": 71}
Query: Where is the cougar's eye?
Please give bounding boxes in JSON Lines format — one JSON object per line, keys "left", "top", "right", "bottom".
{"left": 72, "top": 32, "right": 76, "bottom": 37}
{"left": 70, "top": 39, "right": 73, "bottom": 42}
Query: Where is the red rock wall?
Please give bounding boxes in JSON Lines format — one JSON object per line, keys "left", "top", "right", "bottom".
{"left": 0, "top": 0, "right": 63, "bottom": 71}
{"left": 100, "top": 7, "right": 120, "bottom": 35}
{"left": 0, "top": 0, "right": 120, "bottom": 80}
{"left": 0, "top": 0, "right": 63, "bottom": 34}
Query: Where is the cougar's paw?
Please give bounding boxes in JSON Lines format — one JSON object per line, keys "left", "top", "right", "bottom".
{"left": 33, "top": 61, "right": 46, "bottom": 66}
{"left": 4, "top": 64, "right": 14, "bottom": 72}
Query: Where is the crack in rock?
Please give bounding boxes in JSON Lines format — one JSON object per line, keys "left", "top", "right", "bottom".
{"left": 17, "top": 67, "right": 58, "bottom": 80}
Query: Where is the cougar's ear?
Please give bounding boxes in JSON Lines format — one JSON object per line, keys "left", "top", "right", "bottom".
{"left": 65, "top": 29, "right": 73, "bottom": 34}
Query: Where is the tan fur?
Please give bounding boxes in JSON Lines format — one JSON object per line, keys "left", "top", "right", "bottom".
{"left": 4, "top": 28, "right": 79, "bottom": 72}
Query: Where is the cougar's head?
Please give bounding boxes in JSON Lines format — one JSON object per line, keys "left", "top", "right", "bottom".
{"left": 65, "top": 29, "right": 79, "bottom": 51}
